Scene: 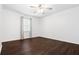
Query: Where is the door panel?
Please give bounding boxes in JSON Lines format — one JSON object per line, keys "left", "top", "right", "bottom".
{"left": 20, "top": 17, "right": 32, "bottom": 39}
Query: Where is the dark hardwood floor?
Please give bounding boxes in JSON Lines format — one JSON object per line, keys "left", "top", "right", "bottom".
{"left": 1, "top": 37, "right": 79, "bottom": 55}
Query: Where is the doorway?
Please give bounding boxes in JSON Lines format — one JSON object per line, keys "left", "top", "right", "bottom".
{"left": 20, "top": 16, "right": 32, "bottom": 39}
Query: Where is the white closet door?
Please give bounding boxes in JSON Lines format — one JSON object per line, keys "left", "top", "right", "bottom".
{"left": 21, "top": 17, "right": 31, "bottom": 39}
{"left": 23, "top": 18, "right": 30, "bottom": 38}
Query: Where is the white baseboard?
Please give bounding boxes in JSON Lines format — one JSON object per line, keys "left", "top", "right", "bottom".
{"left": 41, "top": 36, "right": 79, "bottom": 45}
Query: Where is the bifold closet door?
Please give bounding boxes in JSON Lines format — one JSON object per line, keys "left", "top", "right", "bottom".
{"left": 20, "top": 17, "right": 32, "bottom": 39}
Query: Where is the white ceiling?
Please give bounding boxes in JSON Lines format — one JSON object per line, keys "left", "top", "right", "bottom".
{"left": 3, "top": 4, "right": 79, "bottom": 18}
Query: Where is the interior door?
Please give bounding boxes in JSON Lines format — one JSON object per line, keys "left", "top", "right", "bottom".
{"left": 20, "top": 17, "right": 32, "bottom": 39}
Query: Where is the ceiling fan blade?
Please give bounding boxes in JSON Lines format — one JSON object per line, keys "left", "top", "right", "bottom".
{"left": 46, "top": 8, "right": 53, "bottom": 10}
{"left": 38, "top": 4, "right": 42, "bottom": 7}
{"left": 29, "top": 6, "right": 36, "bottom": 8}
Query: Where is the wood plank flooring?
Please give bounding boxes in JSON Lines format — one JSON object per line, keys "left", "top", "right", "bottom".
{"left": 1, "top": 37, "right": 79, "bottom": 55}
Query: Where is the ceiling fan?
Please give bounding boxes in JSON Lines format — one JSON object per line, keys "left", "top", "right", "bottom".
{"left": 28, "top": 4, "right": 53, "bottom": 14}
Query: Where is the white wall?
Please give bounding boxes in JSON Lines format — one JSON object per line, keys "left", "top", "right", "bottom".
{"left": 0, "top": 5, "right": 2, "bottom": 40}
{"left": 2, "top": 8, "right": 21, "bottom": 42}
{"left": 41, "top": 6, "right": 79, "bottom": 44}
{"left": 0, "top": 4, "right": 2, "bottom": 53}
{"left": 32, "top": 17, "right": 40, "bottom": 37}
{"left": 2, "top": 7, "right": 40, "bottom": 42}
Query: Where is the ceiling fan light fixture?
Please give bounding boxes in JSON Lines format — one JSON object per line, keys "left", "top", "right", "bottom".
{"left": 27, "top": 4, "right": 53, "bottom": 14}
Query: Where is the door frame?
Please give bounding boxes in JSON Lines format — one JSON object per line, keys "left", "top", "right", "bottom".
{"left": 20, "top": 16, "right": 32, "bottom": 39}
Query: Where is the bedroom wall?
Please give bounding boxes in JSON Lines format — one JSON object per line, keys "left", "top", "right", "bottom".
{"left": 41, "top": 6, "right": 79, "bottom": 44}
{"left": 32, "top": 17, "right": 40, "bottom": 37}
{"left": 1, "top": 6, "right": 40, "bottom": 42}
{"left": 2, "top": 7, "right": 22, "bottom": 42}
{"left": 0, "top": 4, "right": 2, "bottom": 53}
{"left": 0, "top": 5, "right": 2, "bottom": 40}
